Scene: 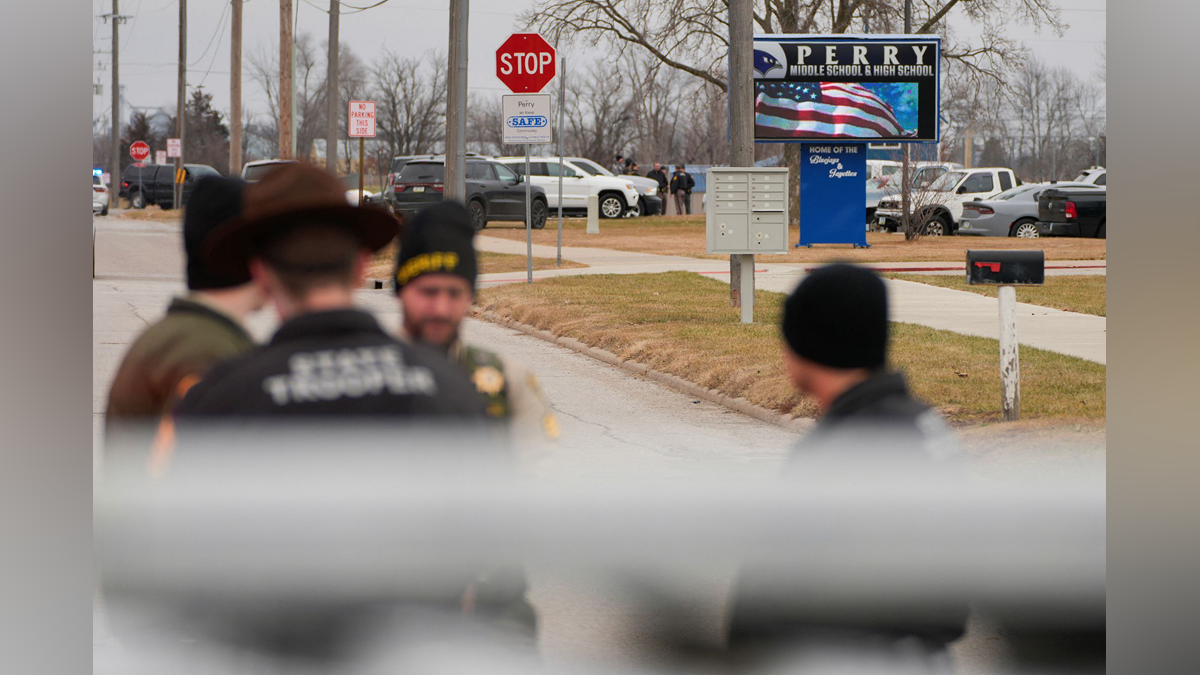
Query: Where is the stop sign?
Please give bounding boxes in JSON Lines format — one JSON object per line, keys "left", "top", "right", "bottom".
{"left": 129, "top": 140, "right": 151, "bottom": 162}
{"left": 496, "top": 33, "right": 556, "bottom": 93}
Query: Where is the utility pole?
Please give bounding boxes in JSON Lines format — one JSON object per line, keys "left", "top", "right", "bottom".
{"left": 109, "top": 1, "right": 123, "bottom": 209}
{"left": 176, "top": 0, "right": 187, "bottom": 210}
{"left": 230, "top": 0, "right": 243, "bottom": 175}
{"left": 326, "top": 0, "right": 339, "bottom": 174}
{"left": 444, "top": 0, "right": 469, "bottom": 201}
{"left": 279, "top": 0, "right": 294, "bottom": 159}
{"left": 728, "top": 0, "right": 754, "bottom": 320}
{"left": 901, "top": 0, "right": 912, "bottom": 238}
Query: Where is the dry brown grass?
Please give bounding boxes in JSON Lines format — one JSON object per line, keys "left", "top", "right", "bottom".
{"left": 481, "top": 215, "right": 1107, "bottom": 262}
{"left": 367, "top": 243, "right": 585, "bottom": 281}
{"left": 882, "top": 273, "right": 1107, "bottom": 316}
{"left": 477, "top": 271, "right": 1105, "bottom": 424}
{"left": 110, "top": 205, "right": 180, "bottom": 222}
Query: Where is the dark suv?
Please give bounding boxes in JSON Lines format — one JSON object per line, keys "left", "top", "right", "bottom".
{"left": 392, "top": 159, "right": 548, "bottom": 230}
{"left": 119, "top": 163, "right": 221, "bottom": 209}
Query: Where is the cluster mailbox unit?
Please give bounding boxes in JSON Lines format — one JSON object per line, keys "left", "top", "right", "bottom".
{"left": 706, "top": 167, "right": 790, "bottom": 255}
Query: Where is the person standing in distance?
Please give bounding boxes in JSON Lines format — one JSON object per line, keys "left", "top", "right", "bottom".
{"left": 669, "top": 164, "right": 695, "bottom": 216}
{"left": 647, "top": 162, "right": 669, "bottom": 203}
{"left": 394, "top": 202, "right": 559, "bottom": 465}
{"left": 172, "top": 165, "right": 484, "bottom": 421}
{"left": 105, "top": 176, "right": 267, "bottom": 454}
{"left": 610, "top": 154, "right": 625, "bottom": 176}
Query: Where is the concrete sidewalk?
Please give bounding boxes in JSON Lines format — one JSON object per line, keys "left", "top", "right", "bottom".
{"left": 475, "top": 235, "right": 1107, "bottom": 365}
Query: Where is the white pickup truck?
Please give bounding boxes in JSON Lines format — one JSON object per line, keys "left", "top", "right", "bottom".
{"left": 873, "top": 167, "right": 1019, "bottom": 236}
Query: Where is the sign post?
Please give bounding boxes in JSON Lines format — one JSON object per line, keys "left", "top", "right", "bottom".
{"left": 497, "top": 33, "right": 556, "bottom": 284}
{"left": 348, "top": 101, "right": 376, "bottom": 206}
{"left": 556, "top": 55, "right": 565, "bottom": 267}
{"left": 167, "top": 138, "right": 182, "bottom": 209}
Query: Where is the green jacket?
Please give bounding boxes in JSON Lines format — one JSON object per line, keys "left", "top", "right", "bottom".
{"left": 105, "top": 297, "right": 254, "bottom": 445}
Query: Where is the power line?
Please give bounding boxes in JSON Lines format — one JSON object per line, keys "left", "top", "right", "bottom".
{"left": 187, "top": 0, "right": 231, "bottom": 68}
{"left": 195, "top": 1, "right": 232, "bottom": 89}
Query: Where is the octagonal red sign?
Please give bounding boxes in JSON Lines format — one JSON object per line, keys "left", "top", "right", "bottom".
{"left": 129, "top": 140, "right": 151, "bottom": 162}
{"left": 496, "top": 33, "right": 556, "bottom": 93}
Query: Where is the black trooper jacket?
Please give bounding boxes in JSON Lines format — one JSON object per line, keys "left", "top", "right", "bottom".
{"left": 175, "top": 309, "right": 486, "bottom": 419}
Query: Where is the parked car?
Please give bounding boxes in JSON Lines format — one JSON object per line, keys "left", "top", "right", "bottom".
{"left": 119, "top": 163, "right": 221, "bottom": 209}
{"left": 865, "top": 162, "right": 961, "bottom": 226}
{"left": 1037, "top": 187, "right": 1106, "bottom": 238}
{"left": 958, "top": 181, "right": 1102, "bottom": 238}
{"left": 1073, "top": 167, "right": 1106, "bottom": 186}
{"left": 241, "top": 159, "right": 298, "bottom": 182}
{"left": 565, "top": 157, "right": 663, "bottom": 216}
{"left": 874, "top": 167, "right": 1020, "bottom": 236}
{"left": 92, "top": 171, "right": 109, "bottom": 216}
{"left": 383, "top": 154, "right": 488, "bottom": 213}
{"left": 495, "top": 156, "right": 642, "bottom": 219}
{"left": 391, "top": 158, "right": 548, "bottom": 230}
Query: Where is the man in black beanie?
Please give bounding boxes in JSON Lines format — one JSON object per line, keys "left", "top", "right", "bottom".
{"left": 726, "top": 263, "right": 964, "bottom": 670}
{"left": 394, "top": 201, "right": 559, "bottom": 456}
{"left": 105, "top": 176, "right": 267, "bottom": 451}
{"left": 777, "top": 262, "right": 954, "bottom": 455}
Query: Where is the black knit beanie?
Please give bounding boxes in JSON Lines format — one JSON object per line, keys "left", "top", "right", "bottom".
{"left": 393, "top": 201, "right": 478, "bottom": 293}
{"left": 184, "top": 176, "right": 251, "bottom": 290}
{"left": 781, "top": 263, "right": 888, "bottom": 370}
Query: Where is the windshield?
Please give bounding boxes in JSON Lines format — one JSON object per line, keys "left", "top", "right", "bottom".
{"left": 243, "top": 162, "right": 293, "bottom": 181}
{"left": 992, "top": 185, "right": 1038, "bottom": 201}
{"left": 928, "top": 171, "right": 967, "bottom": 192}
{"left": 398, "top": 163, "right": 445, "bottom": 183}
{"left": 571, "top": 158, "right": 613, "bottom": 177}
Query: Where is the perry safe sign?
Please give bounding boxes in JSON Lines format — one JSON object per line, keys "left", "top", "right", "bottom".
{"left": 753, "top": 35, "right": 940, "bottom": 143}
{"left": 502, "top": 94, "right": 552, "bottom": 145}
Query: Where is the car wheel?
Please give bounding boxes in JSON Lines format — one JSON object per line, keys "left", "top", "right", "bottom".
{"left": 922, "top": 214, "right": 949, "bottom": 236}
{"left": 598, "top": 193, "right": 625, "bottom": 219}
{"left": 531, "top": 199, "right": 548, "bottom": 229}
{"left": 1097, "top": 221, "right": 1106, "bottom": 239}
{"left": 130, "top": 191, "right": 147, "bottom": 209}
{"left": 1010, "top": 219, "right": 1039, "bottom": 238}
{"left": 467, "top": 199, "right": 487, "bottom": 230}
{"left": 632, "top": 199, "right": 645, "bottom": 217}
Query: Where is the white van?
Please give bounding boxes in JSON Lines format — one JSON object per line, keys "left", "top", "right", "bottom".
{"left": 495, "top": 156, "right": 642, "bottom": 218}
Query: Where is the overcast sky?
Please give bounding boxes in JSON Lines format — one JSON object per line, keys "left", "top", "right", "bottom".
{"left": 92, "top": 0, "right": 1105, "bottom": 122}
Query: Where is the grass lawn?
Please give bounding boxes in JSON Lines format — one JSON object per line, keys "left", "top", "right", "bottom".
{"left": 882, "top": 273, "right": 1107, "bottom": 317}
{"left": 367, "top": 245, "right": 585, "bottom": 281}
{"left": 481, "top": 215, "right": 1107, "bottom": 262}
{"left": 109, "top": 205, "right": 180, "bottom": 222}
{"left": 477, "top": 271, "right": 1105, "bottom": 424}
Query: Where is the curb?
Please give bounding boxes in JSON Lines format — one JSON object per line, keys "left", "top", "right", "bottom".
{"left": 475, "top": 309, "right": 814, "bottom": 435}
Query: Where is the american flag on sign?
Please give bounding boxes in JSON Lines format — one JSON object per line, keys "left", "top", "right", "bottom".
{"left": 755, "top": 81, "right": 913, "bottom": 139}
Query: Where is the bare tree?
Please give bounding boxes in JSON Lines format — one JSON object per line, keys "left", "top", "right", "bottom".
{"left": 371, "top": 49, "right": 447, "bottom": 158}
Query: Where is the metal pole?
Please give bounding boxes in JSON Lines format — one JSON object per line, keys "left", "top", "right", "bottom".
{"left": 557, "top": 56, "right": 565, "bottom": 267}
{"left": 176, "top": 0, "right": 187, "bottom": 210}
{"left": 901, "top": 0, "right": 912, "bottom": 238}
{"left": 728, "top": 0, "right": 754, "bottom": 321}
{"left": 327, "top": 0, "right": 340, "bottom": 174}
{"left": 359, "top": 137, "right": 365, "bottom": 206}
{"left": 110, "top": 0, "right": 120, "bottom": 210}
{"left": 526, "top": 145, "right": 533, "bottom": 284}
{"left": 998, "top": 285, "right": 1020, "bottom": 421}
{"left": 444, "top": 0, "right": 469, "bottom": 200}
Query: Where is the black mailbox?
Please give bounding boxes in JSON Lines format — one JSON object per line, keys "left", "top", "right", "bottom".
{"left": 965, "top": 250, "right": 1045, "bottom": 286}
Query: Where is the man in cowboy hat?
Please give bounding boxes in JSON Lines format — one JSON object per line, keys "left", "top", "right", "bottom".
{"left": 394, "top": 201, "right": 559, "bottom": 463}
{"left": 172, "top": 164, "right": 484, "bottom": 419}
{"left": 105, "top": 176, "right": 267, "bottom": 451}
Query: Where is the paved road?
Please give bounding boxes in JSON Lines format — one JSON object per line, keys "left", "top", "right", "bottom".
{"left": 93, "top": 215, "right": 1019, "bottom": 670}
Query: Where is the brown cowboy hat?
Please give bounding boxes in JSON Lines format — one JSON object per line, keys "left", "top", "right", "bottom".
{"left": 202, "top": 163, "right": 398, "bottom": 280}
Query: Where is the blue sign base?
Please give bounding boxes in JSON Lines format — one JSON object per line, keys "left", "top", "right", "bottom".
{"left": 797, "top": 142, "right": 869, "bottom": 248}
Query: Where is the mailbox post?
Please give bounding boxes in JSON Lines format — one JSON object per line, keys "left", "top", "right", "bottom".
{"left": 966, "top": 250, "right": 1046, "bottom": 421}
{"left": 706, "top": 167, "right": 789, "bottom": 324}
